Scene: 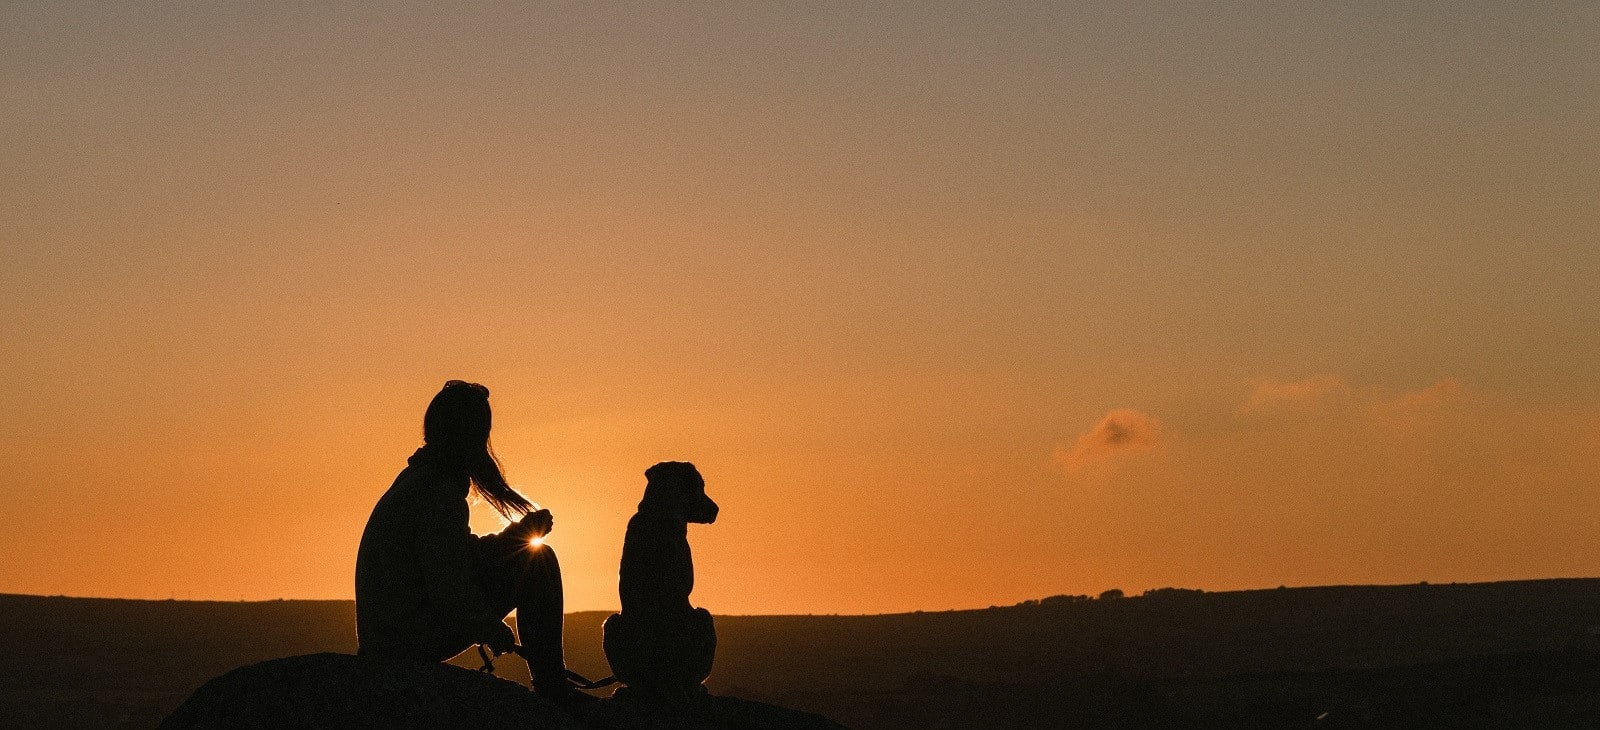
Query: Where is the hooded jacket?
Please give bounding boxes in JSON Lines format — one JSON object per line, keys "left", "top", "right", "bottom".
{"left": 354, "top": 450, "right": 504, "bottom": 659}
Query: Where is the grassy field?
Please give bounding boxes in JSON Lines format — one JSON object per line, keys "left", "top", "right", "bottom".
{"left": 5, "top": 579, "right": 1600, "bottom": 727}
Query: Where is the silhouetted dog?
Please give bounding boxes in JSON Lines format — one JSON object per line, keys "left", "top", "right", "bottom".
{"left": 603, "top": 461, "right": 719, "bottom": 703}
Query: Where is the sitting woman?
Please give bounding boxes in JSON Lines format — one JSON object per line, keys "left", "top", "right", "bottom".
{"left": 355, "top": 380, "right": 592, "bottom": 709}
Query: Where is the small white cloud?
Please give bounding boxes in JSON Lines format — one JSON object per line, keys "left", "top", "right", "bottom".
{"left": 1235, "top": 375, "right": 1351, "bottom": 419}
{"left": 1054, "top": 409, "right": 1163, "bottom": 472}
{"left": 1370, "top": 378, "right": 1466, "bottom": 433}
{"left": 1235, "top": 374, "right": 1469, "bottom": 440}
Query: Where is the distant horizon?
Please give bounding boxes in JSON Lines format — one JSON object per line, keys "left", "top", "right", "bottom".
{"left": 10, "top": 575, "right": 1599, "bottom": 618}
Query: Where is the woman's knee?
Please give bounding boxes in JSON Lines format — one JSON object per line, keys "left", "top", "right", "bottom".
{"left": 510, "top": 543, "right": 562, "bottom": 599}
{"left": 528, "top": 543, "right": 560, "bottom": 574}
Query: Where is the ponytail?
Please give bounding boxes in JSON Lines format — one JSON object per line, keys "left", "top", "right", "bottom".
{"left": 467, "top": 446, "right": 534, "bottom": 519}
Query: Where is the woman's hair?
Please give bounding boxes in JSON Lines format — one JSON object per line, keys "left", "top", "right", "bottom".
{"left": 422, "top": 380, "right": 535, "bottom": 519}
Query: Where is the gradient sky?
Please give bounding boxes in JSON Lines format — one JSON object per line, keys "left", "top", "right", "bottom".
{"left": 3, "top": 3, "right": 1597, "bottom": 615}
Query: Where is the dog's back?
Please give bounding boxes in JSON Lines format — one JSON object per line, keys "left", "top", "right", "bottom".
{"left": 619, "top": 512, "right": 694, "bottom": 617}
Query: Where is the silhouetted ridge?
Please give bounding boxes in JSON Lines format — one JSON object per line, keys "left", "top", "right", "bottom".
{"left": 160, "top": 653, "right": 575, "bottom": 728}
{"left": 8, "top": 579, "right": 1600, "bottom": 726}
{"left": 161, "top": 653, "right": 844, "bottom": 729}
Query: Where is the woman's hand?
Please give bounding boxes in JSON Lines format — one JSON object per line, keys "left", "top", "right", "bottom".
{"left": 486, "top": 621, "right": 517, "bottom": 655}
{"left": 507, "top": 508, "right": 553, "bottom": 541}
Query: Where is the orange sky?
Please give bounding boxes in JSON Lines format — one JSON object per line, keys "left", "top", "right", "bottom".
{"left": 2, "top": 3, "right": 1597, "bottom": 614}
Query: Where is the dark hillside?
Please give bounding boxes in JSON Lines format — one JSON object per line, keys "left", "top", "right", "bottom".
{"left": 4, "top": 579, "right": 1600, "bottom": 727}
{"left": 711, "top": 579, "right": 1600, "bottom": 694}
{"left": 0, "top": 596, "right": 355, "bottom": 726}
{"left": 705, "top": 579, "right": 1600, "bottom": 725}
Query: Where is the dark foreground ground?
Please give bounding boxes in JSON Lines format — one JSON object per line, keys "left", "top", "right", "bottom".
{"left": 4, "top": 579, "right": 1600, "bottom": 727}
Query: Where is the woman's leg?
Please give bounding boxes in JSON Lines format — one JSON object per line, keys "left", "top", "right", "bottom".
{"left": 470, "top": 535, "right": 569, "bottom": 689}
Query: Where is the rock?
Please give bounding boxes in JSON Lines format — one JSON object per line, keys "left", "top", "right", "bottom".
{"left": 161, "top": 654, "right": 846, "bottom": 729}
{"left": 585, "top": 687, "right": 847, "bottom": 729}
{"left": 160, "top": 653, "right": 579, "bottom": 728}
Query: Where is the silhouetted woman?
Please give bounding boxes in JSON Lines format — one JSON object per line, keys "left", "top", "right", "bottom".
{"left": 356, "top": 380, "right": 589, "bottom": 707}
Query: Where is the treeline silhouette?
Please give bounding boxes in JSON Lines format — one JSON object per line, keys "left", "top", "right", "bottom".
{"left": 1005, "top": 586, "right": 1205, "bottom": 607}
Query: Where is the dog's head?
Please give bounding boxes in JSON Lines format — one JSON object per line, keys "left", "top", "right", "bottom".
{"left": 639, "top": 461, "right": 718, "bottom": 524}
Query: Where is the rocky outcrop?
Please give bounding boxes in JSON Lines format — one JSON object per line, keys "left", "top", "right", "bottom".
{"left": 586, "top": 687, "right": 847, "bottom": 729}
{"left": 161, "top": 653, "right": 844, "bottom": 729}
{"left": 160, "top": 653, "right": 577, "bottom": 728}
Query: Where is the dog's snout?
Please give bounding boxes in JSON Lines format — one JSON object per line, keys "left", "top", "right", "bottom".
{"left": 699, "top": 495, "right": 719, "bottom": 524}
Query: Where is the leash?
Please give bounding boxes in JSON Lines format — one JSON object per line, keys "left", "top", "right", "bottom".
{"left": 564, "top": 668, "right": 619, "bottom": 690}
{"left": 477, "top": 643, "right": 618, "bottom": 690}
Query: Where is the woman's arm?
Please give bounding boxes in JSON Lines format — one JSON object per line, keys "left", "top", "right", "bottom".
{"left": 413, "top": 490, "right": 511, "bottom": 646}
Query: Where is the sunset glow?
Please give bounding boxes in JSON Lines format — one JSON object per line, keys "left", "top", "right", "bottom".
{"left": 2, "top": 3, "right": 1596, "bottom": 616}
